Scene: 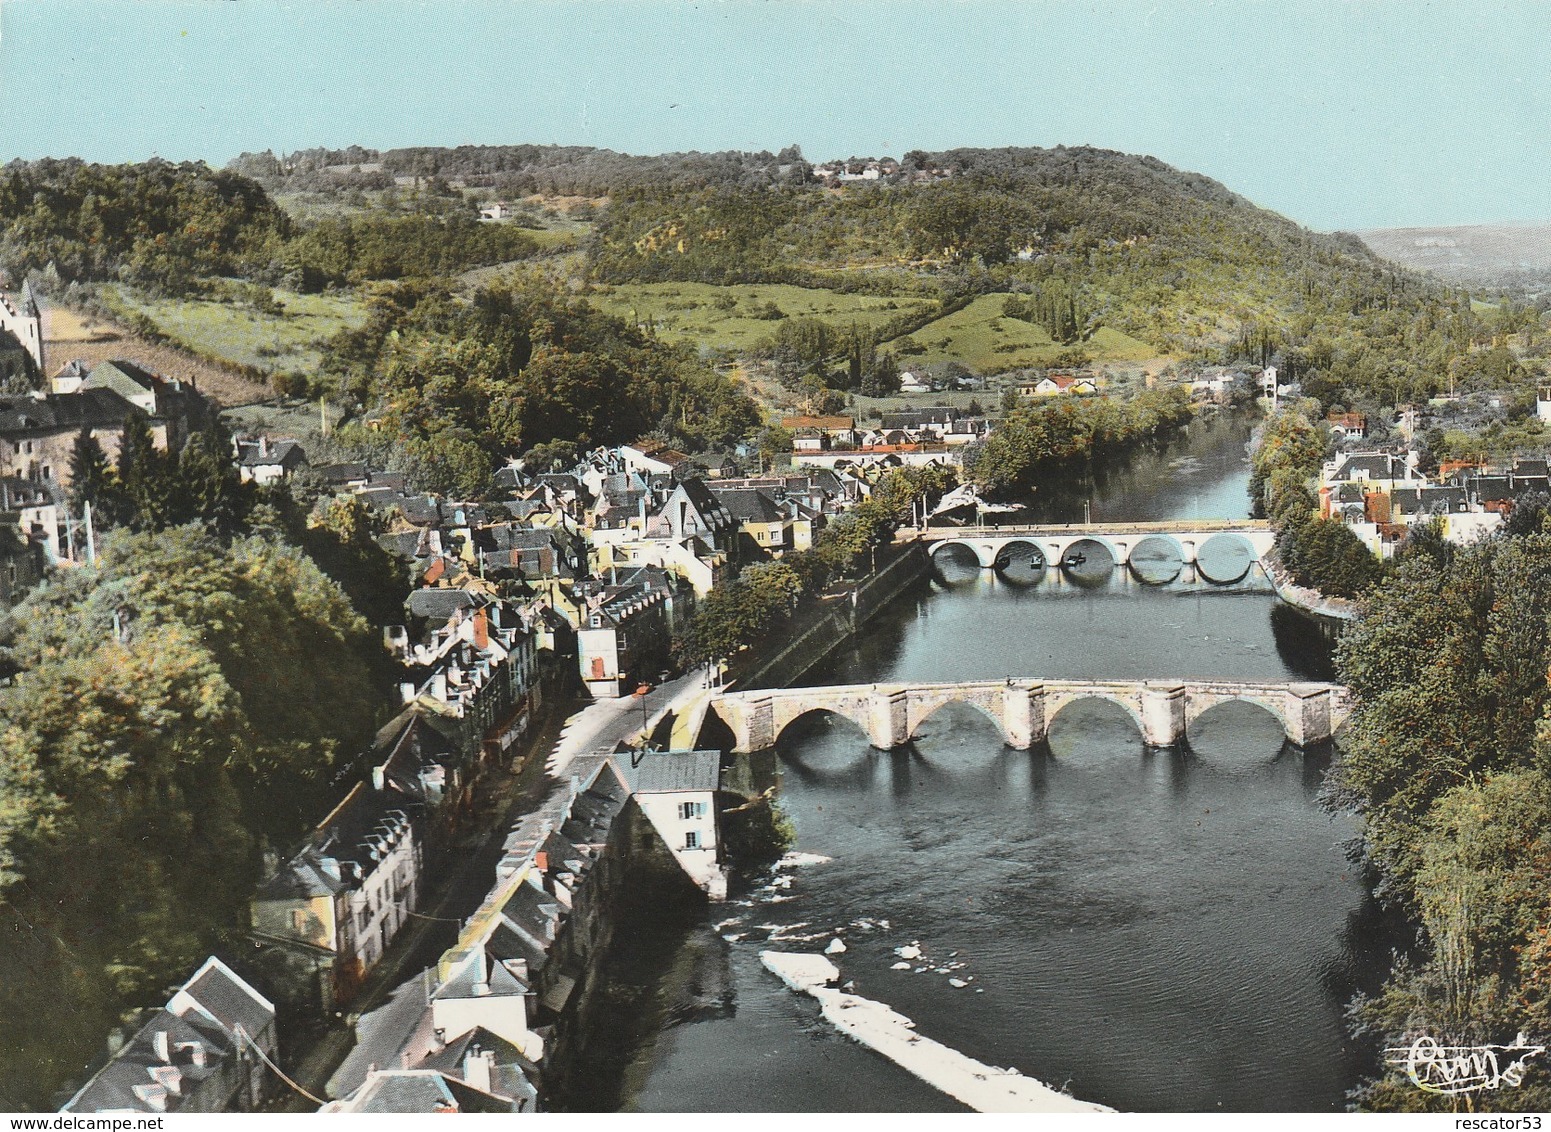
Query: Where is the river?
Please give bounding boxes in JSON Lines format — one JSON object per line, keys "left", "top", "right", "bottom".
{"left": 559, "top": 411, "right": 1388, "bottom": 1113}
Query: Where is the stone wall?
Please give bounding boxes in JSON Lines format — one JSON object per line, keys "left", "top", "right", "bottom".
{"left": 734, "top": 542, "right": 931, "bottom": 691}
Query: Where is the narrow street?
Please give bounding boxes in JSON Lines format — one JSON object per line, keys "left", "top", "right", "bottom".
{"left": 273, "top": 669, "right": 710, "bottom": 1110}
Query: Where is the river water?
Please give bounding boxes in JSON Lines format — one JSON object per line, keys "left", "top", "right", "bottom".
{"left": 562, "top": 412, "right": 1387, "bottom": 1113}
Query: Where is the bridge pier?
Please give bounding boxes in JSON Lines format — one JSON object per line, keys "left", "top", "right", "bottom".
{"left": 1141, "top": 683, "right": 1188, "bottom": 746}
{"left": 730, "top": 694, "right": 775, "bottom": 753}
{"left": 869, "top": 689, "right": 910, "bottom": 749}
{"left": 1001, "top": 683, "right": 1046, "bottom": 749}
{"left": 1286, "top": 686, "right": 1336, "bottom": 746}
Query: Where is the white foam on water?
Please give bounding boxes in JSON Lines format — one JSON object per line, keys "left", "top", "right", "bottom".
{"left": 759, "top": 951, "right": 1112, "bottom": 1113}
{"left": 775, "top": 852, "right": 833, "bottom": 870}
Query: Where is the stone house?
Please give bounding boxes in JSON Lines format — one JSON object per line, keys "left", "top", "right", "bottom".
{"left": 250, "top": 784, "right": 422, "bottom": 1012}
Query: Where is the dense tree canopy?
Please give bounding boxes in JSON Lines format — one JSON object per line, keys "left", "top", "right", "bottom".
{"left": 968, "top": 386, "right": 1193, "bottom": 496}
{"left": 0, "top": 157, "right": 290, "bottom": 290}
{"left": 0, "top": 526, "right": 383, "bottom": 1106}
{"left": 1337, "top": 533, "right": 1551, "bottom": 1111}
{"left": 321, "top": 277, "right": 761, "bottom": 494}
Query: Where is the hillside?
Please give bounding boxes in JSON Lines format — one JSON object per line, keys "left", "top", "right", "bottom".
{"left": 3, "top": 145, "right": 1514, "bottom": 427}
{"left": 1357, "top": 223, "right": 1551, "bottom": 290}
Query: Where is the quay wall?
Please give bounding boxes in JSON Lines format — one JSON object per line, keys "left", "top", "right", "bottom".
{"left": 734, "top": 542, "right": 931, "bottom": 692}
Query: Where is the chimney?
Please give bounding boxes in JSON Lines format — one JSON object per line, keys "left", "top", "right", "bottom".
{"left": 472, "top": 607, "right": 489, "bottom": 650}
{"left": 534, "top": 851, "right": 549, "bottom": 873}
{"left": 150, "top": 1064, "right": 183, "bottom": 1096}
{"left": 153, "top": 1030, "right": 172, "bottom": 1064}
{"left": 463, "top": 1048, "right": 494, "bottom": 1094}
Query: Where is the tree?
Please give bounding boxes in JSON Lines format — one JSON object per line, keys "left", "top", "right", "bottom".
{"left": 0, "top": 525, "right": 382, "bottom": 1106}
{"left": 66, "top": 428, "right": 111, "bottom": 514}
{"left": 861, "top": 350, "right": 899, "bottom": 397}
{"left": 113, "top": 408, "right": 173, "bottom": 529}
{"left": 169, "top": 426, "right": 253, "bottom": 535}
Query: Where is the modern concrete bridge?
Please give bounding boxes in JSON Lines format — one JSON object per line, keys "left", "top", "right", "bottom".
{"left": 703, "top": 677, "right": 1349, "bottom": 753}
{"left": 908, "top": 520, "right": 1276, "bottom": 580}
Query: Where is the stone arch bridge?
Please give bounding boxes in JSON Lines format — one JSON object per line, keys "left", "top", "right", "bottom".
{"left": 911, "top": 521, "right": 1276, "bottom": 578}
{"left": 703, "top": 678, "right": 1349, "bottom": 753}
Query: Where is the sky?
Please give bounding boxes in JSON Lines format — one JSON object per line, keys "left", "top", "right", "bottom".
{"left": 2, "top": 0, "right": 1548, "bottom": 232}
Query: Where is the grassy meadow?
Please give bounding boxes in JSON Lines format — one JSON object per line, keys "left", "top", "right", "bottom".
{"left": 585, "top": 281, "right": 935, "bottom": 352}
{"left": 883, "top": 293, "right": 1159, "bottom": 372}
{"left": 106, "top": 286, "right": 367, "bottom": 375}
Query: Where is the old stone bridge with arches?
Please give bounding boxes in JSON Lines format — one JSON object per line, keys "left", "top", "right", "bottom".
{"left": 908, "top": 520, "right": 1277, "bottom": 583}
{"left": 700, "top": 677, "right": 1350, "bottom": 754}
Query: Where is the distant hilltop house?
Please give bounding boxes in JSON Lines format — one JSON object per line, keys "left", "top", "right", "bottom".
{"left": 479, "top": 201, "right": 514, "bottom": 221}
{"left": 1019, "top": 374, "right": 1098, "bottom": 397}
{"left": 234, "top": 435, "right": 309, "bottom": 484}
{"left": 1326, "top": 412, "right": 1368, "bottom": 441}
{"left": 898, "top": 371, "right": 931, "bottom": 394}
{"left": 781, "top": 414, "right": 858, "bottom": 453}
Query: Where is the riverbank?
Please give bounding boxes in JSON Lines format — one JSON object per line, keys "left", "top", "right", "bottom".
{"left": 1263, "top": 547, "right": 1360, "bottom": 626}
{"left": 732, "top": 542, "right": 932, "bottom": 691}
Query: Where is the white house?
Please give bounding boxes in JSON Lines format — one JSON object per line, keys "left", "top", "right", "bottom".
{"left": 613, "top": 750, "right": 726, "bottom": 899}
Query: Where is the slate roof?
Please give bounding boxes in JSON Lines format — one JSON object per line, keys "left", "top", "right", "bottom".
{"left": 177, "top": 957, "right": 276, "bottom": 1044}
{"left": 1330, "top": 453, "right": 1398, "bottom": 480}
{"left": 0, "top": 388, "right": 136, "bottom": 434}
{"left": 344, "top": 1069, "right": 517, "bottom": 1113}
{"left": 236, "top": 438, "right": 307, "bottom": 468}
{"left": 612, "top": 749, "right": 721, "bottom": 794}
{"left": 87, "top": 359, "right": 165, "bottom": 401}
{"left": 63, "top": 1007, "right": 231, "bottom": 1113}
{"left": 328, "top": 970, "right": 436, "bottom": 1099}
{"left": 63, "top": 957, "right": 275, "bottom": 1114}
{"left": 708, "top": 487, "right": 784, "bottom": 524}
{"left": 418, "top": 1028, "right": 539, "bottom": 1107}
{"left": 256, "top": 784, "right": 417, "bottom": 901}
{"left": 1474, "top": 475, "right": 1513, "bottom": 501}
{"left": 406, "top": 588, "right": 485, "bottom": 622}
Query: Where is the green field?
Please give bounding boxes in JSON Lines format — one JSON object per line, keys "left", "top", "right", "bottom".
{"left": 109, "top": 286, "right": 368, "bottom": 374}
{"left": 881, "top": 293, "right": 1160, "bottom": 372}
{"left": 586, "top": 282, "right": 935, "bottom": 352}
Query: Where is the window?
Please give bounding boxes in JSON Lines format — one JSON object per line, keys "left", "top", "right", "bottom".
{"left": 678, "top": 800, "right": 705, "bottom": 820}
{"left": 290, "top": 909, "right": 308, "bottom": 931}
{"left": 684, "top": 830, "right": 700, "bottom": 849}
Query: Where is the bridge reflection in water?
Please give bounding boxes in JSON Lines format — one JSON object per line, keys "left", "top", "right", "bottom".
{"left": 696, "top": 677, "right": 1349, "bottom": 754}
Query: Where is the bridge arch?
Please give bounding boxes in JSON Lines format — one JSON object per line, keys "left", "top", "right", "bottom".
{"left": 929, "top": 539, "right": 990, "bottom": 574}
{"left": 1127, "top": 535, "right": 1186, "bottom": 585}
{"left": 1195, "top": 533, "right": 1257, "bottom": 584}
{"left": 990, "top": 538, "right": 1046, "bottom": 575}
{"left": 1044, "top": 688, "right": 1147, "bottom": 742}
{"left": 907, "top": 693, "right": 1016, "bottom": 748}
{"left": 1182, "top": 693, "right": 1293, "bottom": 744}
{"left": 770, "top": 700, "right": 875, "bottom": 749}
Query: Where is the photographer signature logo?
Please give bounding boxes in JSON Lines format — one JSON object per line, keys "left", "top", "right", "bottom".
{"left": 1385, "top": 1034, "right": 1546, "bottom": 1095}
